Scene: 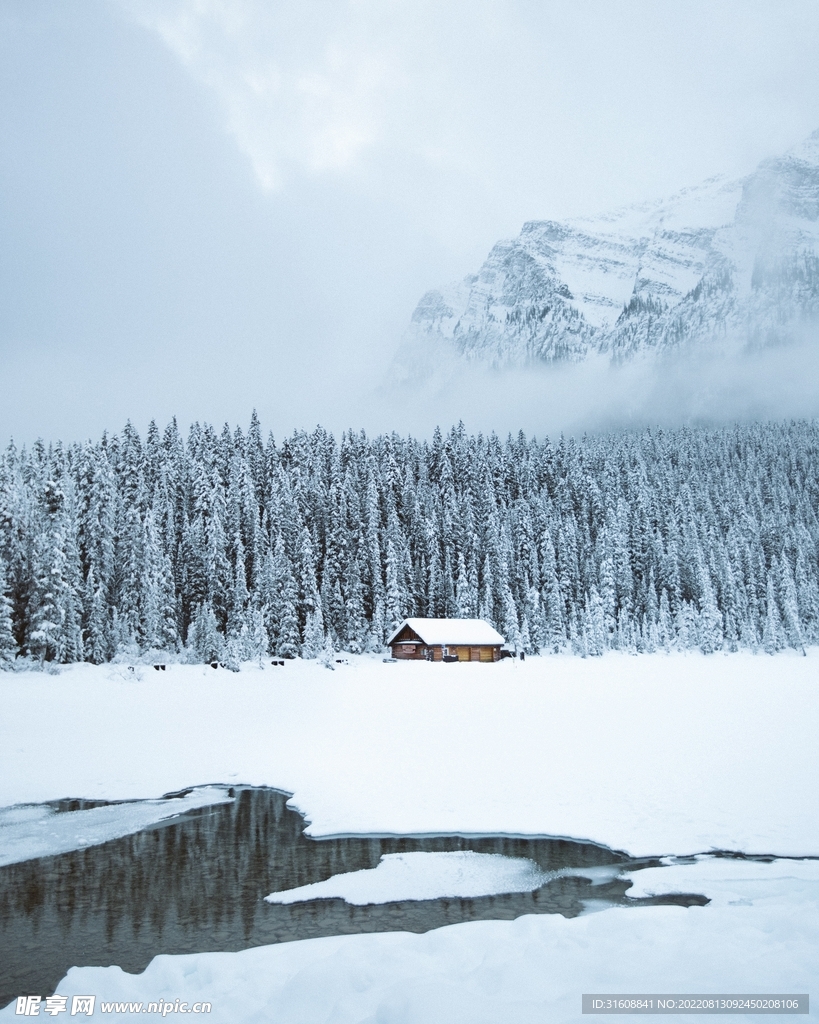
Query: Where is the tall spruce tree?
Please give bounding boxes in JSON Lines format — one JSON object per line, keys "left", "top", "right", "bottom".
{"left": 0, "top": 554, "right": 16, "bottom": 666}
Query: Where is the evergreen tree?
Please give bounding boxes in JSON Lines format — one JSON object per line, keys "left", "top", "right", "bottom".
{"left": 270, "top": 535, "right": 300, "bottom": 658}
{"left": 188, "top": 603, "right": 223, "bottom": 664}
{"left": 368, "top": 593, "right": 386, "bottom": 651}
{"left": 696, "top": 556, "right": 723, "bottom": 654}
{"left": 116, "top": 499, "right": 144, "bottom": 646}
{"left": 141, "top": 511, "right": 178, "bottom": 652}
{"left": 778, "top": 555, "right": 805, "bottom": 655}
{"left": 540, "top": 534, "right": 565, "bottom": 653}
{"left": 227, "top": 533, "right": 250, "bottom": 640}
{"left": 84, "top": 564, "right": 111, "bottom": 664}
{"left": 455, "top": 551, "right": 473, "bottom": 618}
{"left": 0, "top": 555, "right": 16, "bottom": 666}
{"left": 302, "top": 605, "right": 325, "bottom": 659}
{"left": 247, "top": 605, "right": 271, "bottom": 664}
{"left": 585, "top": 587, "right": 607, "bottom": 656}
{"left": 794, "top": 548, "right": 819, "bottom": 644}
{"left": 598, "top": 548, "right": 617, "bottom": 648}
{"left": 342, "top": 556, "right": 367, "bottom": 653}
{"left": 28, "top": 528, "right": 64, "bottom": 662}
{"left": 762, "top": 571, "right": 783, "bottom": 654}
{"left": 657, "top": 589, "right": 673, "bottom": 651}
{"left": 384, "top": 538, "right": 405, "bottom": 632}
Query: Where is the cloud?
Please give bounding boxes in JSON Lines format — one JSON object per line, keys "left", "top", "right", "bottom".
{"left": 368, "top": 333, "right": 819, "bottom": 439}
{"left": 117, "top": 0, "right": 400, "bottom": 190}
{"left": 6, "top": 0, "right": 819, "bottom": 442}
{"left": 113, "top": 0, "right": 819, "bottom": 299}
{"left": 116, "top": 0, "right": 819, "bottom": 212}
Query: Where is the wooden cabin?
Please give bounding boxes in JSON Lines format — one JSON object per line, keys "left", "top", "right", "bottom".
{"left": 386, "top": 618, "right": 505, "bottom": 662}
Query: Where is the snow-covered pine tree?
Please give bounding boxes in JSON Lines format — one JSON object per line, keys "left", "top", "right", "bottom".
{"left": 454, "top": 550, "right": 472, "bottom": 618}
{"left": 657, "top": 588, "right": 673, "bottom": 651}
{"left": 84, "top": 565, "right": 110, "bottom": 664}
{"left": 342, "top": 556, "right": 367, "bottom": 653}
{"left": 302, "top": 606, "right": 325, "bottom": 659}
{"left": 794, "top": 547, "right": 819, "bottom": 644}
{"left": 696, "top": 556, "right": 723, "bottom": 654}
{"left": 384, "top": 538, "right": 405, "bottom": 635}
{"left": 188, "top": 603, "right": 223, "bottom": 664}
{"left": 583, "top": 587, "right": 606, "bottom": 656}
{"left": 368, "top": 593, "right": 386, "bottom": 652}
{"left": 0, "top": 554, "right": 16, "bottom": 666}
{"left": 270, "top": 534, "right": 300, "bottom": 659}
{"left": 778, "top": 554, "right": 805, "bottom": 655}
{"left": 762, "top": 571, "right": 784, "bottom": 654}
{"left": 227, "top": 533, "right": 250, "bottom": 642}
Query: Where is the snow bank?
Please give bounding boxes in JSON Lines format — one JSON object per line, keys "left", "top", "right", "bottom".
{"left": 265, "top": 851, "right": 551, "bottom": 905}
{"left": 0, "top": 787, "right": 231, "bottom": 868}
{"left": 1, "top": 651, "right": 817, "bottom": 858}
{"left": 4, "top": 857, "right": 815, "bottom": 1023}
{"left": 624, "top": 855, "right": 819, "bottom": 905}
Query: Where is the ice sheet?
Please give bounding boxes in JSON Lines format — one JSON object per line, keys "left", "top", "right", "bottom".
{"left": 0, "top": 786, "right": 232, "bottom": 867}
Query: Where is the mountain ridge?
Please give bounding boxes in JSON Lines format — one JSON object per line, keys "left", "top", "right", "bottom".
{"left": 404, "top": 130, "right": 819, "bottom": 368}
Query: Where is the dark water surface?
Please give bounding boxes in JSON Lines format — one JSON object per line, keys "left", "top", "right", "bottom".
{"left": 0, "top": 787, "right": 706, "bottom": 1006}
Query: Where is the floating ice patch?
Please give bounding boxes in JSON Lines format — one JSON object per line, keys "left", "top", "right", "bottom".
{"left": 0, "top": 786, "right": 233, "bottom": 867}
{"left": 265, "top": 850, "right": 553, "bottom": 905}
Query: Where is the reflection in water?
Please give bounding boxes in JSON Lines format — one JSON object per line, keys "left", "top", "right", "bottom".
{"left": 0, "top": 788, "right": 705, "bottom": 1006}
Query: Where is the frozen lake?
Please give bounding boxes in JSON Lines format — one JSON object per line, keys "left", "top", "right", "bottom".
{"left": 0, "top": 787, "right": 707, "bottom": 1007}
{"left": 1, "top": 654, "right": 815, "bottom": 1019}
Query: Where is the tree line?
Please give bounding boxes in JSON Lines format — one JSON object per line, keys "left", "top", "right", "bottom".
{"left": 1, "top": 416, "right": 817, "bottom": 666}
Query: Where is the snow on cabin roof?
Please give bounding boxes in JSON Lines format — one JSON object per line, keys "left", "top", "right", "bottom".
{"left": 387, "top": 618, "right": 505, "bottom": 647}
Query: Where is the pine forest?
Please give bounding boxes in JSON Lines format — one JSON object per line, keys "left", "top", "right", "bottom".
{"left": 1, "top": 417, "right": 817, "bottom": 667}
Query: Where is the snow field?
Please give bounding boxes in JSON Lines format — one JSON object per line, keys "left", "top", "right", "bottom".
{"left": 2, "top": 857, "right": 815, "bottom": 1024}
{"left": 1, "top": 650, "right": 817, "bottom": 858}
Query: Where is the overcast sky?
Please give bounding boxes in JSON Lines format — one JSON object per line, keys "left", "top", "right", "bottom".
{"left": 2, "top": 0, "right": 819, "bottom": 442}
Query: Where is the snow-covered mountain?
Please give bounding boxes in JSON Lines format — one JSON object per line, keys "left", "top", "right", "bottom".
{"left": 406, "top": 130, "right": 819, "bottom": 366}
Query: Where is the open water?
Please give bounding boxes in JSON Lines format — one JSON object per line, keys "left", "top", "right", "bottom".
{"left": 0, "top": 787, "right": 707, "bottom": 1006}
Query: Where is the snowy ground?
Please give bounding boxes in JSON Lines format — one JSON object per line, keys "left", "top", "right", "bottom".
{"left": 1, "top": 652, "right": 816, "bottom": 858}
{"left": 1, "top": 652, "right": 817, "bottom": 1020}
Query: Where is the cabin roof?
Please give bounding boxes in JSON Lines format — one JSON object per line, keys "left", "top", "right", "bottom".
{"left": 386, "top": 618, "right": 505, "bottom": 646}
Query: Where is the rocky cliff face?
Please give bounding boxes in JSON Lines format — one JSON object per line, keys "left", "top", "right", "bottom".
{"left": 406, "top": 130, "right": 819, "bottom": 367}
